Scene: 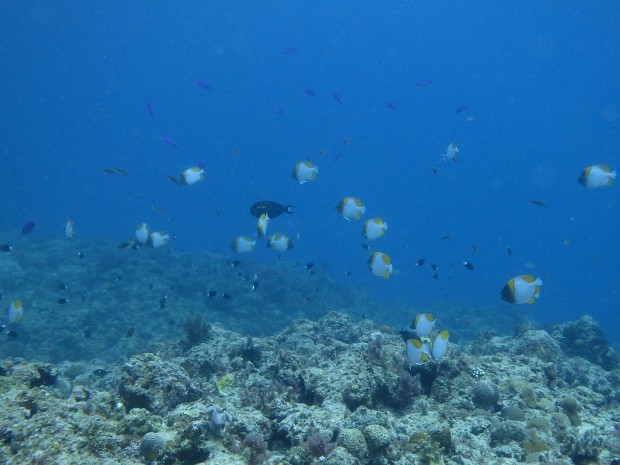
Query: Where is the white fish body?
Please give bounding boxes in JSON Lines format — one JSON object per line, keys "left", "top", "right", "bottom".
{"left": 292, "top": 161, "right": 318, "bottom": 184}
{"left": 267, "top": 233, "right": 293, "bottom": 251}
{"left": 232, "top": 236, "right": 256, "bottom": 253}
{"left": 64, "top": 219, "right": 74, "bottom": 240}
{"left": 338, "top": 197, "right": 365, "bottom": 221}
{"left": 578, "top": 164, "right": 616, "bottom": 188}
{"left": 406, "top": 339, "right": 429, "bottom": 365}
{"left": 135, "top": 223, "right": 150, "bottom": 244}
{"left": 182, "top": 167, "right": 205, "bottom": 186}
{"left": 368, "top": 251, "right": 392, "bottom": 278}
{"left": 432, "top": 330, "right": 449, "bottom": 361}
{"left": 414, "top": 313, "right": 436, "bottom": 337}
{"left": 442, "top": 143, "right": 459, "bottom": 162}
{"left": 149, "top": 231, "right": 169, "bottom": 248}
{"left": 8, "top": 300, "right": 23, "bottom": 323}
{"left": 363, "top": 218, "right": 388, "bottom": 240}
{"left": 257, "top": 214, "right": 270, "bottom": 238}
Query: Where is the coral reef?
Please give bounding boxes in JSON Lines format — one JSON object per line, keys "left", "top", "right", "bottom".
{"left": 0, "top": 311, "right": 618, "bottom": 465}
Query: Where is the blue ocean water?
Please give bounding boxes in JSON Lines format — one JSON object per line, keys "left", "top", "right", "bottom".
{"left": 1, "top": 2, "right": 618, "bottom": 344}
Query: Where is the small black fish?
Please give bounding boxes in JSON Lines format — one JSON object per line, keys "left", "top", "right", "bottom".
{"left": 252, "top": 281, "right": 259, "bottom": 291}
{"left": 463, "top": 261, "right": 474, "bottom": 270}
{"left": 227, "top": 259, "right": 241, "bottom": 268}
{"left": 84, "top": 328, "right": 93, "bottom": 338}
{"left": 81, "top": 292, "right": 87, "bottom": 302}
{"left": 442, "top": 235, "right": 452, "bottom": 240}
{"left": 6, "top": 330, "right": 18, "bottom": 338}
{"left": 58, "top": 283, "right": 68, "bottom": 290}
{"left": 222, "top": 293, "right": 231, "bottom": 300}
{"left": 361, "top": 243, "right": 371, "bottom": 252}
{"left": 432, "top": 273, "right": 439, "bottom": 279}
{"left": 102, "top": 167, "right": 128, "bottom": 175}
{"left": 132, "top": 243, "right": 140, "bottom": 251}
{"left": 0, "top": 324, "right": 5, "bottom": 333}
{"left": 117, "top": 240, "right": 134, "bottom": 249}
{"left": 22, "top": 221, "right": 36, "bottom": 234}
{"left": 344, "top": 271, "right": 352, "bottom": 276}
{"left": 126, "top": 327, "right": 136, "bottom": 338}
{"left": 93, "top": 368, "right": 108, "bottom": 376}
{"left": 160, "top": 296, "right": 168, "bottom": 308}
{"left": 148, "top": 283, "right": 154, "bottom": 290}
{"left": 57, "top": 298, "right": 69, "bottom": 304}
{"left": 207, "top": 290, "right": 217, "bottom": 298}
{"left": 507, "top": 246, "right": 512, "bottom": 255}
{"left": 250, "top": 201, "right": 295, "bottom": 218}
{"left": 528, "top": 199, "right": 546, "bottom": 208}
{"left": 431, "top": 264, "right": 439, "bottom": 271}
{"left": 78, "top": 251, "right": 84, "bottom": 259}
{"left": 168, "top": 175, "right": 182, "bottom": 187}
{"left": 305, "top": 262, "right": 315, "bottom": 270}
{"left": 114, "top": 276, "right": 122, "bottom": 283}
{"left": 416, "top": 258, "right": 426, "bottom": 267}
{"left": 0, "top": 244, "right": 12, "bottom": 253}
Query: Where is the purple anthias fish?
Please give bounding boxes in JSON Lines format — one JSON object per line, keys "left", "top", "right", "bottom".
{"left": 22, "top": 221, "right": 36, "bottom": 234}
{"left": 159, "top": 135, "right": 178, "bottom": 148}
{"left": 456, "top": 105, "right": 469, "bottom": 113}
{"left": 415, "top": 79, "right": 433, "bottom": 87}
{"left": 145, "top": 102, "right": 154, "bottom": 118}
{"left": 196, "top": 81, "right": 212, "bottom": 90}
{"left": 332, "top": 93, "right": 343, "bottom": 103}
{"left": 281, "top": 47, "right": 297, "bottom": 55}
{"left": 304, "top": 88, "right": 317, "bottom": 98}
{"left": 386, "top": 101, "right": 397, "bottom": 110}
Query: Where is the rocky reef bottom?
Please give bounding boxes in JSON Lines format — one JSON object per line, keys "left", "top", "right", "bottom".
{"left": 1, "top": 311, "right": 619, "bottom": 465}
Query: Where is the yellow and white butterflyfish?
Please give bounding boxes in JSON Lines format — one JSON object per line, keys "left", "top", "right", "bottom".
{"left": 181, "top": 167, "right": 205, "bottom": 186}
{"left": 442, "top": 142, "right": 459, "bottom": 162}
{"left": 148, "top": 231, "right": 170, "bottom": 248}
{"left": 406, "top": 338, "right": 429, "bottom": 366}
{"left": 231, "top": 236, "right": 256, "bottom": 253}
{"left": 8, "top": 300, "right": 23, "bottom": 323}
{"left": 363, "top": 218, "right": 388, "bottom": 240}
{"left": 412, "top": 313, "right": 436, "bottom": 337}
{"left": 431, "top": 330, "right": 449, "bottom": 361}
{"left": 135, "top": 223, "right": 150, "bottom": 244}
{"left": 292, "top": 160, "right": 318, "bottom": 184}
{"left": 367, "top": 251, "right": 392, "bottom": 278}
{"left": 257, "top": 213, "right": 270, "bottom": 239}
{"left": 500, "top": 274, "right": 543, "bottom": 304}
{"left": 578, "top": 164, "right": 616, "bottom": 188}
{"left": 64, "top": 219, "right": 74, "bottom": 240}
{"left": 266, "top": 233, "right": 293, "bottom": 251}
{"left": 337, "top": 197, "right": 365, "bottom": 221}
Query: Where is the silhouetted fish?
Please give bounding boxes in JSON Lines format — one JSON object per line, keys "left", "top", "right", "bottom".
{"left": 304, "top": 88, "right": 317, "bottom": 98}
{"left": 250, "top": 201, "right": 295, "bottom": 218}
{"left": 196, "top": 81, "right": 212, "bottom": 90}
{"left": 159, "top": 135, "right": 177, "bottom": 148}
{"left": 21, "top": 221, "right": 36, "bottom": 234}
{"left": 146, "top": 102, "right": 154, "bottom": 118}
{"left": 415, "top": 79, "right": 433, "bottom": 87}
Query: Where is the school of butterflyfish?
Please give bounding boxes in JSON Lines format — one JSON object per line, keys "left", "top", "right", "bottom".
{"left": 3, "top": 87, "right": 616, "bottom": 358}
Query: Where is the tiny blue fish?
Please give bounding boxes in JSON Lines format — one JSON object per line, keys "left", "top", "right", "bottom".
{"left": 386, "top": 101, "right": 397, "bottom": 110}
{"left": 275, "top": 107, "right": 285, "bottom": 115}
{"left": 281, "top": 47, "right": 297, "bottom": 56}
{"left": 456, "top": 105, "right": 469, "bottom": 113}
{"left": 22, "top": 221, "right": 36, "bottom": 234}
{"left": 332, "top": 92, "right": 343, "bottom": 103}
{"left": 304, "top": 88, "right": 317, "bottom": 98}
{"left": 159, "top": 135, "right": 178, "bottom": 149}
{"left": 415, "top": 79, "right": 433, "bottom": 87}
{"left": 196, "top": 81, "right": 212, "bottom": 90}
{"left": 145, "top": 102, "right": 154, "bottom": 118}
